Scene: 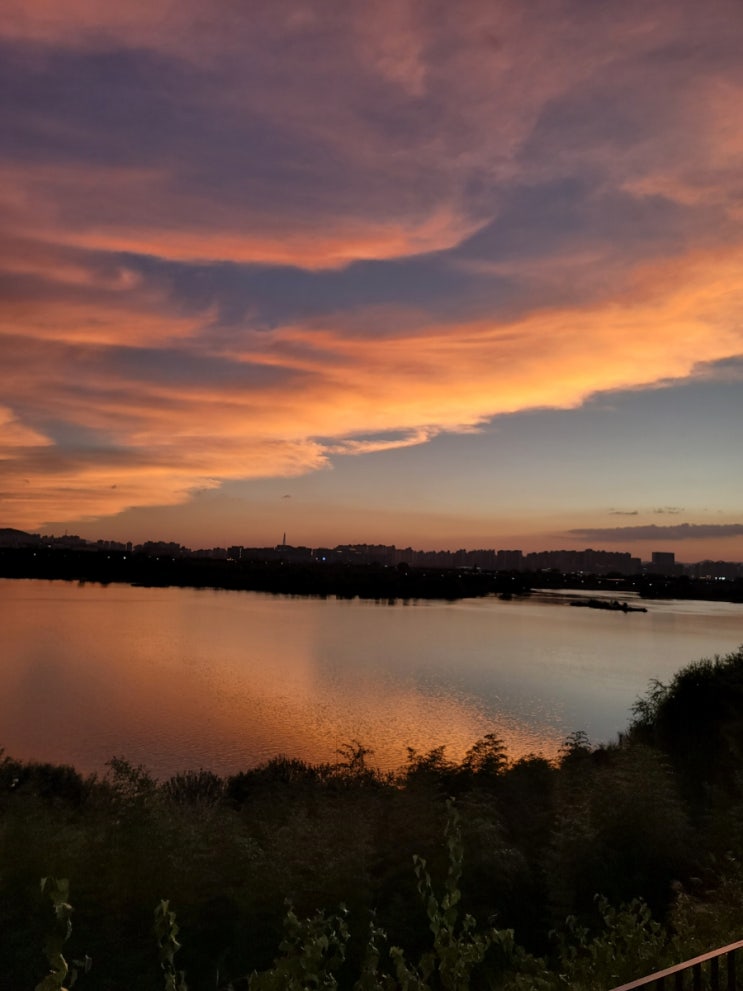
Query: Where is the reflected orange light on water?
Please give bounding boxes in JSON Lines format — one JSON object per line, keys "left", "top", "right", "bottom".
{"left": 0, "top": 582, "right": 566, "bottom": 778}
{"left": 6, "top": 582, "right": 743, "bottom": 780}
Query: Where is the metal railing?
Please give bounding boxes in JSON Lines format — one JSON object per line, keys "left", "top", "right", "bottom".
{"left": 609, "top": 939, "right": 743, "bottom": 991}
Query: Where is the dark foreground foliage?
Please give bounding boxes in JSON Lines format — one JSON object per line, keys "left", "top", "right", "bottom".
{"left": 5, "top": 648, "right": 743, "bottom": 990}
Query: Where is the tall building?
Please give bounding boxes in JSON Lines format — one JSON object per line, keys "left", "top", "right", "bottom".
{"left": 651, "top": 551, "right": 676, "bottom": 574}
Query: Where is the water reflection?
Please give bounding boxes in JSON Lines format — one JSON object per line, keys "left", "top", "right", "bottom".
{"left": 2, "top": 580, "right": 742, "bottom": 779}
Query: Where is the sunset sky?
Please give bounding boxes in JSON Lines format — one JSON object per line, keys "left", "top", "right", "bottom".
{"left": 2, "top": 1, "right": 742, "bottom": 561}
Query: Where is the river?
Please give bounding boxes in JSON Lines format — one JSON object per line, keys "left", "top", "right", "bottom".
{"left": 2, "top": 578, "right": 742, "bottom": 779}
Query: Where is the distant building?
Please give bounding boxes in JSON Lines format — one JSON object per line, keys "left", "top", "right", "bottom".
{"left": 496, "top": 549, "right": 524, "bottom": 571}
{"left": 138, "top": 540, "right": 187, "bottom": 557}
{"left": 651, "top": 551, "right": 676, "bottom": 574}
{"left": 690, "top": 560, "right": 742, "bottom": 580}
{"left": 525, "top": 548, "right": 639, "bottom": 575}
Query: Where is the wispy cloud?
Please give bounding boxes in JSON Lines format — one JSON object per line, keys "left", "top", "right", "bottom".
{"left": 569, "top": 524, "right": 743, "bottom": 542}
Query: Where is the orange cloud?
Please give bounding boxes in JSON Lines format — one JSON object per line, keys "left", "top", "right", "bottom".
{"left": 0, "top": 408, "right": 52, "bottom": 450}
{"left": 1, "top": 438, "right": 330, "bottom": 530}
{"left": 0, "top": 233, "right": 214, "bottom": 350}
{"left": 62, "top": 206, "right": 485, "bottom": 270}
{"left": 229, "top": 243, "right": 743, "bottom": 437}
{"left": 3, "top": 241, "right": 743, "bottom": 531}
{"left": 0, "top": 162, "right": 486, "bottom": 270}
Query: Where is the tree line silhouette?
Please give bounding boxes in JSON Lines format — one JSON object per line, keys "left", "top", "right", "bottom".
{"left": 5, "top": 648, "right": 743, "bottom": 989}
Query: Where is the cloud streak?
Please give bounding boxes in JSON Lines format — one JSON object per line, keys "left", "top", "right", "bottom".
{"left": 569, "top": 524, "right": 743, "bottom": 542}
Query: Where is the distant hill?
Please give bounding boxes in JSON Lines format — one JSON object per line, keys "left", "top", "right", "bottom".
{"left": 0, "top": 528, "right": 40, "bottom": 546}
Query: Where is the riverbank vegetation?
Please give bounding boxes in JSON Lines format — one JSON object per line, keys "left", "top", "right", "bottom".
{"left": 6, "top": 648, "right": 743, "bottom": 989}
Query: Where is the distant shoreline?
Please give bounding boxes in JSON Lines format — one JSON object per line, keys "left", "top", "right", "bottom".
{"left": 1, "top": 546, "right": 742, "bottom": 603}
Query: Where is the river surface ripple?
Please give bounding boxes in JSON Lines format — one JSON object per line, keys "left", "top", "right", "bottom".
{"left": 2, "top": 579, "right": 743, "bottom": 778}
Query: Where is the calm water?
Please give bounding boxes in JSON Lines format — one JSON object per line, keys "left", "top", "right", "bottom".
{"left": 2, "top": 578, "right": 743, "bottom": 779}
